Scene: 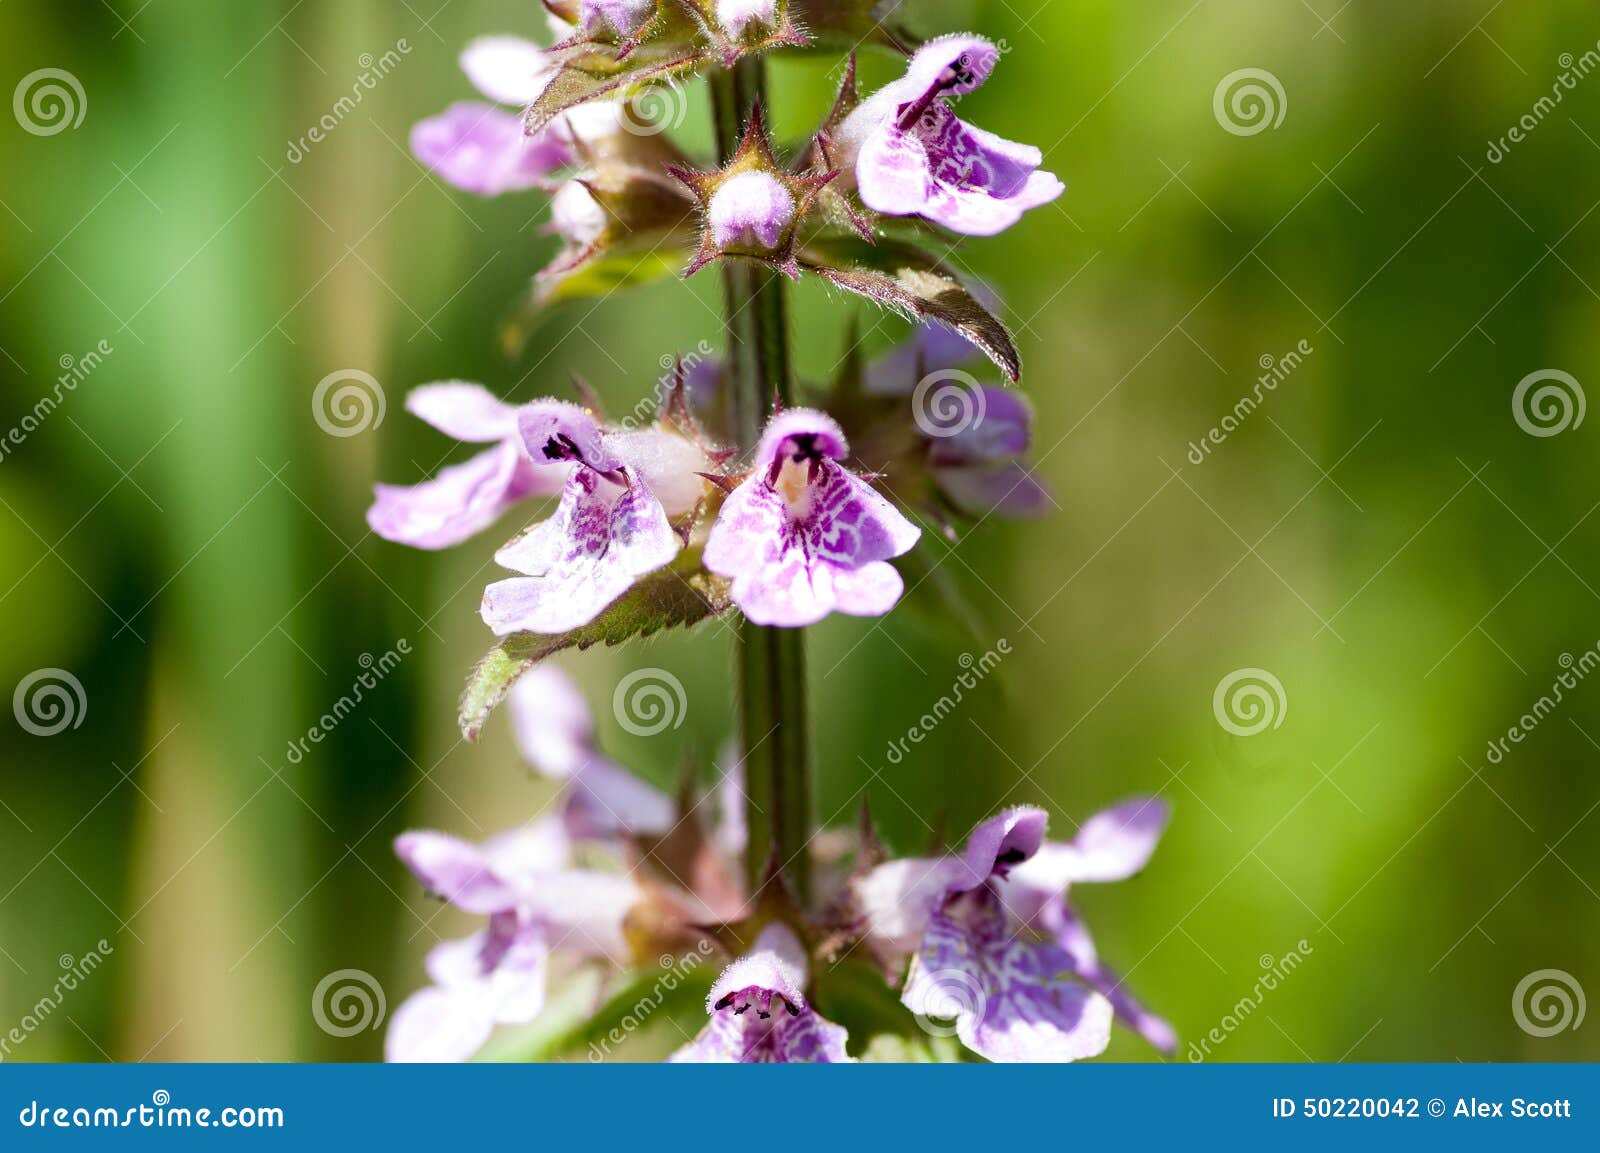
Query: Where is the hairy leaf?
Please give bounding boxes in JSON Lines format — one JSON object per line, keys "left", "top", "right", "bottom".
{"left": 526, "top": 49, "right": 705, "bottom": 136}
{"left": 459, "top": 558, "right": 733, "bottom": 741}
{"left": 799, "top": 236, "right": 1021, "bottom": 382}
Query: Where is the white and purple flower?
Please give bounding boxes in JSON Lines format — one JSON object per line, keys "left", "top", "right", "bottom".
{"left": 866, "top": 321, "right": 1050, "bottom": 519}
{"left": 367, "top": 383, "right": 569, "bottom": 550}
{"left": 836, "top": 35, "right": 1064, "bottom": 236}
{"left": 482, "top": 400, "right": 708, "bottom": 634}
{"left": 411, "top": 37, "right": 566, "bottom": 196}
{"left": 670, "top": 923, "right": 851, "bottom": 1062}
{"left": 704, "top": 408, "right": 921, "bottom": 626}
{"left": 995, "top": 798, "right": 1178, "bottom": 1053}
{"left": 855, "top": 805, "right": 1169, "bottom": 1062}
{"left": 387, "top": 818, "right": 639, "bottom": 1061}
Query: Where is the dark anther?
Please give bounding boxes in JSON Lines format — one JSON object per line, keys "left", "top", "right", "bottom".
{"left": 896, "top": 53, "right": 978, "bottom": 130}
{"left": 788, "top": 433, "right": 821, "bottom": 462}
{"left": 996, "top": 847, "right": 1027, "bottom": 865}
{"left": 541, "top": 432, "right": 582, "bottom": 463}
{"left": 785, "top": 1000, "right": 801, "bottom": 1018}
{"left": 714, "top": 993, "right": 735, "bottom": 1011}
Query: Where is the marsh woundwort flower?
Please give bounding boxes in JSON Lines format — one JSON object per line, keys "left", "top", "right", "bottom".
{"left": 854, "top": 808, "right": 1116, "bottom": 1062}
{"left": 671, "top": 922, "right": 851, "bottom": 1062}
{"left": 367, "top": 383, "right": 568, "bottom": 549}
{"left": 836, "top": 35, "right": 1063, "bottom": 236}
{"left": 704, "top": 408, "right": 920, "bottom": 626}
{"left": 482, "top": 400, "right": 708, "bottom": 634}
{"left": 864, "top": 321, "right": 1049, "bottom": 520}
{"left": 995, "top": 798, "right": 1177, "bottom": 1052}
{"left": 388, "top": 819, "right": 638, "bottom": 1061}
{"left": 412, "top": 37, "right": 565, "bottom": 196}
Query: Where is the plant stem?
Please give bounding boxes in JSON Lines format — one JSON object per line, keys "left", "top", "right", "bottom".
{"left": 710, "top": 60, "right": 811, "bottom": 904}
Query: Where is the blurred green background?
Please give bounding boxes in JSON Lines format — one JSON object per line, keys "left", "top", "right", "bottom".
{"left": 2, "top": 0, "right": 1598, "bottom": 1062}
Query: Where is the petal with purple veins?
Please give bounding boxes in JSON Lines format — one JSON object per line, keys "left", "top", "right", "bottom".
{"left": 481, "top": 469, "right": 680, "bottom": 634}
{"left": 903, "top": 887, "right": 1112, "bottom": 1063}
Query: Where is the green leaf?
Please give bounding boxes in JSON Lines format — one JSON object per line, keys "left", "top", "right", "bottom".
{"left": 810, "top": 956, "right": 926, "bottom": 1055}
{"left": 516, "top": 958, "right": 716, "bottom": 1062}
{"left": 799, "top": 235, "right": 1021, "bottom": 382}
{"left": 526, "top": 48, "right": 706, "bottom": 136}
{"left": 459, "top": 556, "right": 734, "bottom": 741}
{"left": 543, "top": 249, "right": 684, "bottom": 306}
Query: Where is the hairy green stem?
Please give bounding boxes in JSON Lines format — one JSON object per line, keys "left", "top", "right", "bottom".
{"left": 710, "top": 60, "right": 811, "bottom": 904}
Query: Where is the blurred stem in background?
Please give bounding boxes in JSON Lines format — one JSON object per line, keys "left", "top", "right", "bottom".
{"left": 710, "top": 59, "right": 811, "bottom": 904}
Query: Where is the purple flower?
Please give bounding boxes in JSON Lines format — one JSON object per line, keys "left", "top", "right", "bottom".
{"left": 867, "top": 320, "right": 1050, "bottom": 519}
{"left": 854, "top": 808, "right": 1116, "bottom": 1062}
{"left": 411, "top": 35, "right": 623, "bottom": 196}
{"left": 926, "top": 386, "right": 1049, "bottom": 518}
{"left": 837, "top": 35, "right": 1064, "bottom": 236}
{"left": 995, "top": 798, "right": 1177, "bottom": 1053}
{"left": 387, "top": 819, "right": 639, "bottom": 1061}
{"left": 704, "top": 408, "right": 921, "bottom": 626}
{"left": 670, "top": 923, "right": 851, "bottom": 1062}
{"left": 367, "top": 383, "right": 568, "bottom": 550}
{"left": 481, "top": 400, "right": 708, "bottom": 634}
{"left": 509, "top": 665, "right": 676, "bottom": 839}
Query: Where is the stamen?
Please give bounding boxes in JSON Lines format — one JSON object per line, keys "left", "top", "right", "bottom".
{"left": 895, "top": 53, "right": 975, "bottom": 131}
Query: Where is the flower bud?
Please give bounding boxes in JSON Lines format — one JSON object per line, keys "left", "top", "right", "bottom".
{"left": 716, "top": 0, "right": 778, "bottom": 39}
{"left": 708, "top": 170, "right": 795, "bottom": 250}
